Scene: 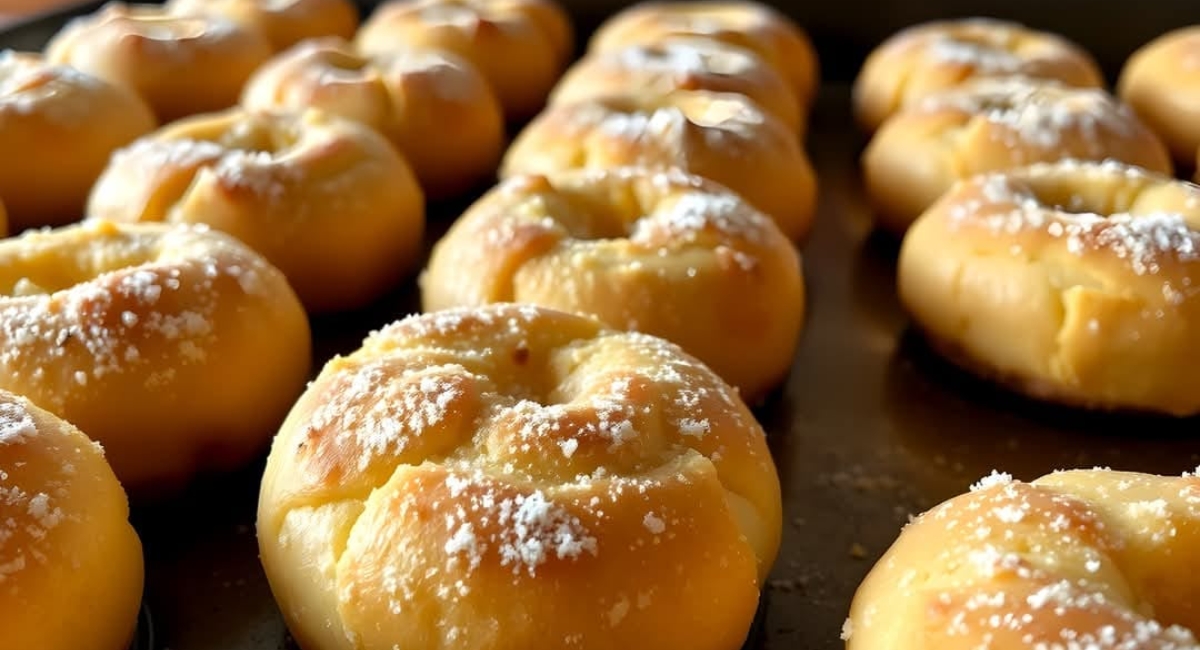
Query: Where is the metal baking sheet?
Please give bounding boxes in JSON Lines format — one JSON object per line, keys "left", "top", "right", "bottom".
{"left": 4, "top": 2, "right": 1200, "bottom": 649}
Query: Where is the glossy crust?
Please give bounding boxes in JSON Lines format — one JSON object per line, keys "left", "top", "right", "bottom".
{"left": 87, "top": 107, "right": 426, "bottom": 313}
{"left": 501, "top": 90, "right": 817, "bottom": 241}
{"left": 420, "top": 168, "right": 805, "bottom": 402}
{"left": 0, "top": 392, "right": 144, "bottom": 650}
{"left": 553, "top": 37, "right": 803, "bottom": 133}
{"left": 853, "top": 18, "right": 1104, "bottom": 132}
{"left": 845, "top": 468, "right": 1200, "bottom": 650}
{"left": 864, "top": 80, "right": 1173, "bottom": 235}
{"left": 242, "top": 38, "right": 504, "bottom": 199}
{"left": 45, "top": 2, "right": 273, "bottom": 122}
{"left": 1117, "top": 26, "right": 1200, "bottom": 168}
{"left": 166, "top": 0, "right": 359, "bottom": 51}
{"left": 356, "top": 0, "right": 573, "bottom": 120}
{"left": 0, "top": 51, "right": 155, "bottom": 232}
{"left": 0, "top": 220, "right": 312, "bottom": 490}
{"left": 898, "top": 160, "right": 1200, "bottom": 416}
{"left": 589, "top": 0, "right": 818, "bottom": 106}
{"left": 258, "top": 303, "right": 782, "bottom": 650}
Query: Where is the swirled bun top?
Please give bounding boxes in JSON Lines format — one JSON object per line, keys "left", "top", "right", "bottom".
{"left": 45, "top": 2, "right": 273, "bottom": 122}
{"left": 854, "top": 18, "right": 1104, "bottom": 132}
{"left": 552, "top": 37, "right": 803, "bottom": 133}
{"left": 259, "top": 303, "right": 782, "bottom": 650}
{"left": 241, "top": 38, "right": 504, "bottom": 199}
{"left": 589, "top": 0, "right": 817, "bottom": 105}
{"left": 501, "top": 89, "right": 816, "bottom": 240}
{"left": 0, "top": 220, "right": 312, "bottom": 489}
{"left": 845, "top": 468, "right": 1200, "bottom": 649}
{"left": 356, "top": 0, "right": 573, "bottom": 120}
{"left": 0, "top": 50, "right": 155, "bottom": 232}
{"left": 864, "top": 79, "right": 1173, "bottom": 233}
{"left": 166, "top": 0, "right": 360, "bottom": 51}
{"left": 0, "top": 390, "right": 144, "bottom": 650}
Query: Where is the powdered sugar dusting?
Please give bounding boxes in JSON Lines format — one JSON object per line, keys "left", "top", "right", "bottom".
{"left": 304, "top": 362, "right": 465, "bottom": 471}
{"left": 0, "top": 224, "right": 268, "bottom": 409}
{"left": 920, "top": 81, "right": 1136, "bottom": 152}
{"left": 611, "top": 39, "right": 757, "bottom": 78}
{"left": 949, "top": 164, "right": 1200, "bottom": 276}
{"left": 0, "top": 401, "right": 36, "bottom": 446}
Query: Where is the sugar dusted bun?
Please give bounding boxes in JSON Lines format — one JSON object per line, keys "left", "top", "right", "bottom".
{"left": 0, "top": 391, "right": 144, "bottom": 650}
{"left": 356, "top": 0, "right": 573, "bottom": 120}
{"left": 1118, "top": 26, "right": 1200, "bottom": 167}
{"left": 167, "top": 0, "right": 359, "bottom": 51}
{"left": 854, "top": 18, "right": 1104, "bottom": 132}
{"left": 259, "top": 303, "right": 782, "bottom": 650}
{"left": 898, "top": 160, "right": 1200, "bottom": 416}
{"left": 501, "top": 90, "right": 817, "bottom": 241}
{"left": 241, "top": 38, "right": 503, "bottom": 199}
{"left": 589, "top": 0, "right": 818, "bottom": 106}
{"left": 553, "top": 38, "right": 803, "bottom": 133}
{"left": 845, "top": 468, "right": 1200, "bottom": 649}
{"left": 864, "top": 80, "right": 1173, "bottom": 234}
{"left": 45, "top": 3, "right": 273, "bottom": 122}
{"left": 88, "top": 107, "right": 426, "bottom": 313}
{"left": 0, "top": 220, "right": 311, "bottom": 490}
{"left": 421, "top": 168, "right": 805, "bottom": 402}
{"left": 0, "top": 51, "right": 155, "bottom": 232}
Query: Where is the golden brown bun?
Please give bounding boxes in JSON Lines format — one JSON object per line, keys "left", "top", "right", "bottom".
{"left": 0, "top": 220, "right": 311, "bottom": 491}
{"left": 166, "top": 0, "right": 359, "bottom": 51}
{"left": 420, "top": 168, "right": 805, "bottom": 402}
{"left": 553, "top": 37, "right": 803, "bottom": 133}
{"left": 845, "top": 468, "right": 1200, "bottom": 650}
{"left": 356, "top": 0, "right": 573, "bottom": 120}
{"left": 589, "top": 0, "right": 818, "bottom": 106}
{"left": 854, "top": 18, "right": 1105, "bottom": 132}
{"left": 259, "top": 303, "right": 782, "bottom": 650}
{"left": 0, "top": 390, "right": 144, "bottom": 650}
{"left": 241, "top": 38, "right": 504, "bottom": 199}
{"left": 865, "top": 79, "right": 1173, "bottom": 235}
{"left": 501, "top": 90, "right": 817, "bottom": 241}
{"left": 898, "top": 160, "right": 1200, "bottom": 416}
{"left": 45, "top": 3, "right": 273, "bottom": 122}
{"left": 87, "top": 107, "right": 426, "bottom": 313}
{"left": 1118, "top": 26, "right": 1200, "bottom": 168}
{"left": 0, "top": 51, "right": 155, "bottom": 232}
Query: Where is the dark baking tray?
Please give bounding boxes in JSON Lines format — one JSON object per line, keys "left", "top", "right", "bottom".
{"left": 6, "top": 1, "right": 1200, "bottom": 649}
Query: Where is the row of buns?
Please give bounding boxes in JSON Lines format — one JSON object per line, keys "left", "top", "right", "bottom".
{"left": 847, "top": 18, "right": 1200, "bottom": 650}
{"left": 1, "top": 0, "right": 819, "bottom": 648}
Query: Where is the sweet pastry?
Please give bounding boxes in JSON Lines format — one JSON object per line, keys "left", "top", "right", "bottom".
{"left": 0, "top": 220, "right": 312, "bottom": 490}
{"left": 844, "top": 468, "right": 1200, "bottom": 649}
{"left": 1117, "top": 26, "right": 1200, "bottom": 168}
{"left": 552, "top": 37, "right": 803, "bottom": 133}
{"left": 588, "top": 0, "right": 818, "bottom": 106}
{"left": 166, "top": 0, "right": 359, "bottom": 51}
{"left": 241, "top": 38, "right": 504, "bottom": 199}
{"left": 420, "top": 167, "right": 805, "bottom": 402}
{"left": 898, "top": 160, "right": 1200, "bottom": 416}
{"left": 864, "top": 79, "right": 1173, "bottom": 234}
{"left": 45, "top": 2, "right": 273, "bottom": 122}
{"left": 356, "top": 0, "right": 574, "bottom": 120}
{"left": 501, "top": 90, "right": 817, "bottom": 241}
{"left": 854, "top": 18, "right": 1105, "bottom": 132}
{"left": 87, "top": 107, "right": 426, "bottom": 313}
{"left": 258, "top": 303, "right": 782, "bottom": 650}
{"left": 0, "top": 51, "right": 155, "bottom": 232}
{"left": 0, "top": 390, "right": 144, "bottom": 650}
